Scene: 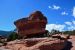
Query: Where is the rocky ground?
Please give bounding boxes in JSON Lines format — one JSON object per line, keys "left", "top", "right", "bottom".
{"left": 68, "top": 36, "right": 75, "bottom": 50}
{"left": 0, "top": 37, "right": 65, "bottom": 50}
{"left": 60, "top": 35, "right": 75, "bottom": 50}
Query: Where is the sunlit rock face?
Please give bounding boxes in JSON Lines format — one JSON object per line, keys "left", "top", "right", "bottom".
{"left": 0, "top": 38, "right": 65, "bottom": 50}
{"left": 14, "top": 11, "right": 47, "bottom": 37}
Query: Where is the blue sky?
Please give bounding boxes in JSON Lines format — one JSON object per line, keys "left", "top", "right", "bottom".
{"left": 0, "top": 0, "right": 75, "bottom": 31}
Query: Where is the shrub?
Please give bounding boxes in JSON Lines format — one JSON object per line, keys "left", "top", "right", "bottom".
{"left": 7, "top": 32, "right": 18, "bottom": 41}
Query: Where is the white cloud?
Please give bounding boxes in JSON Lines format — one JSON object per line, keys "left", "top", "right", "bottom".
{"left": 72, "top": 20, "right": 75, "bottom": 25}
{"left": 48, "top": 5, "right": 60, "bottom": 10}
{"left": 65, "top": 22, "right": 72, "bottom": 25}
{"left": 46, "top": 24, "right": 65, "bottom": 32}
{"left": 53, "top": 5, "right": 60, "bottom": 10}
{"left": 61, "top": 12, "right": 68, "bottom": 15}
{"left": 68, "top": 26, "right": 75, "bottom": 30}
{"left": 65, "top": 21, "right": 75, "bottom": 30}
{"left": 65, "top": 21, "right": 75, "bottom": 25}
{"left": 46, "top": 21, "right": 75, "bottom": 31}
{"left": 73, "top": 7, "right": 75, "bottom": 17}
{"left": 48, "top": 6, "right": 51, "bottom": 9}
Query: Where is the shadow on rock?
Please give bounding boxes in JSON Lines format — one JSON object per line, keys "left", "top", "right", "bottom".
{"left": 62, "top": 41, "right": 73, "bottom": 50}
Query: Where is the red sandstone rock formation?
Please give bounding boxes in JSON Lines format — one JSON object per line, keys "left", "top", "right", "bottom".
{"left": 6, "top": 11, "right": 67, "bottom": 50}
{"left": 14, "top": 11, "right": 47, "bottom": 37}
{"left": 0, "top": 37, "right": 65, "bottom": 50}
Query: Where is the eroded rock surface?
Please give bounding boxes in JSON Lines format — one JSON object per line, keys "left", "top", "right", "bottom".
{"left": 0, "top": 37, "right": 66, "bottom": 50}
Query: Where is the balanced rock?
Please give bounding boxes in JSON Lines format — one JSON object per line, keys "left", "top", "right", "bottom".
{"left": 14, "top": 11, "right": 47, "bottom": 37}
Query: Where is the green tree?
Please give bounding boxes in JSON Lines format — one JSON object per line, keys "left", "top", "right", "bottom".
{"left": 72, "top": 30, "right": 75, "bottom": 35}
{"left": 63, "top": 30, "right": 75, "bottom": 35}
{"left": 7, "top": 32, "right": 18, "bottom": 41}
{"left": 51, "top": 29, "right": 61, "bottom": 35}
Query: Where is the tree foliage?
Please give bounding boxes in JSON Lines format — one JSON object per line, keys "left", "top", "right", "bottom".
{"left": 7, "top": 32, "right": 18, "bottom": 41}
{"left": 63, "top": 30, "right": 75, "bottom": 35}
{"left": 50, "top": 29, "right": 61, "bottom": 35}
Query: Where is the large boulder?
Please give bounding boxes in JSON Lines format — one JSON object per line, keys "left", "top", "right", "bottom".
{"left": 14, "top": 11, "right": 47, "bottom": 37}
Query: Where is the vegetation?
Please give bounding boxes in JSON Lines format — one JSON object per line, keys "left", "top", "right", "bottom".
{"left": 49, "top": 29, "right": 75, "bottom": 35}
{"left": 63, "top": 30, "right": 75, "bottom": 35}
{"left": 50, "top": 29, "right": 61, "bottom": 35}
{"left": 7, "top": 32, "right": 18, "bottom": 41}
{"left": 6, "top": 28, "right": 75, "bottom": 42}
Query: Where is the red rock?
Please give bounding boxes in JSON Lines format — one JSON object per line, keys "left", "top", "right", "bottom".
{"left": 1, "top": 38, "right": 65, "bottom": 50}
{"left": 14, "top": 11, "right": 47, "bottom": 37}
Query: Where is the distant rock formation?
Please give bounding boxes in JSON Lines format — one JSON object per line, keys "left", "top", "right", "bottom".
{"left": 14, "top": 11, "right": 47, "bottom": 38}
